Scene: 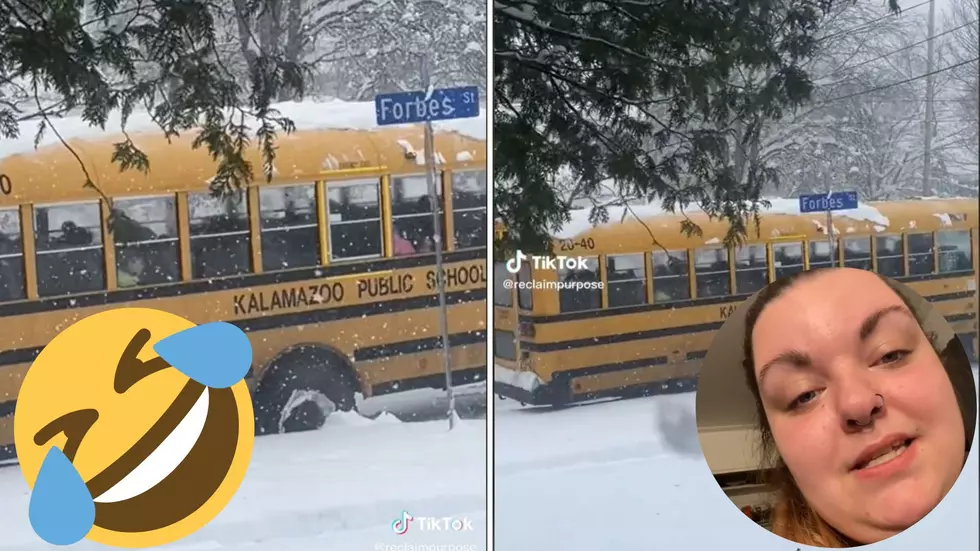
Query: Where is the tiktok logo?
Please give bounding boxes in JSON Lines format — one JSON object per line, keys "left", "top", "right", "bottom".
{"left": 391, "top": 510, "right": 414, "bottom": 535}
{"left": 505, "top": 250, "right": 527, "bottom": 273}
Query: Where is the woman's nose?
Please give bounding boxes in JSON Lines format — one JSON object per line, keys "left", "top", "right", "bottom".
{"left": 835, "top": 377, "right": 885, "bottom": 430}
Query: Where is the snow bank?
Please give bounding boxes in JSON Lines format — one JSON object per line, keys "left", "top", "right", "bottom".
{"left": 554, "top": 197, "right": 891, "bottom": 239}
{"left": 0, "top": 99, "right": 487, "bottom": 161}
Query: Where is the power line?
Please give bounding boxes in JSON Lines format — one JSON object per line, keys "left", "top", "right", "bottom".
{"left": 820, "top": 19, "right": 978, "bottom": 81}
{"left": 820, "top": 57, "right": 980, "bottom": 104}
{"left": 817, "top": 0, "right": 931, "bottom": 43}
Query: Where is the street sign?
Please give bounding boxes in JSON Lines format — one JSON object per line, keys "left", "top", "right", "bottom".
{"left": 375, "top": 86, "right": 480, "bottom": 126}
{"left": 798, "top": 190, "right": 859, "bottom": 270}
{"left": 798, "top": 191, "right": 859, "bottom": 213}
{"left": 379, "top": 72, "right": 482, "bottom": 430}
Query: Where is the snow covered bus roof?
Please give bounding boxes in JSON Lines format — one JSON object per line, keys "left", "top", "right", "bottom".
{"left": 547, "top": 196, "right": 978, "bottom": 254}
{"left": 0, "top": 100, "right": 486, "bottom": 207}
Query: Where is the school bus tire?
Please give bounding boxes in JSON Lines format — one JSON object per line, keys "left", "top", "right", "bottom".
{"left": 252, "top": 345, "right": 358, "bottom": 436}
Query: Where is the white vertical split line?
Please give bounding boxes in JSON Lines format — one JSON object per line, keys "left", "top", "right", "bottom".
{"left": 483, "top": 0, "right": 495, "bottom": 548}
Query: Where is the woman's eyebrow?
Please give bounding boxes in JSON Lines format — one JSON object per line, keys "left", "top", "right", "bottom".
{"left": 858, "top": 305, "right": 913, "bottom": 341}
{"left": 758, "top": 349, "right": 812, "bottom": 384}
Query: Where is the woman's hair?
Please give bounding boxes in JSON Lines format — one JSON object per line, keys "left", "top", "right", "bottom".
{"left": 739, "top": 267, "right": 975, "bottom": 547}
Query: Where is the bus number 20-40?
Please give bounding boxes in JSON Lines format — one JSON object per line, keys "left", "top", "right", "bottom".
{"left": 558, "top": 238, "right": 595, "bottom": 252}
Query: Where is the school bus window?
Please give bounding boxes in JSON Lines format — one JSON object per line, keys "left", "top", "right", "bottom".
{"left": 494, "top": 329, "right": 517, "bottom": 361}
{"left": 694, "top": 246, "right": 730, "bottom": 298}
{"left": 326, "top": 178, "right": 383, "bottom": 261}
{"left": 517, "top": 261, "right": 533, "bottom": 310}
{"left": 391, "top": 175, "right": 446, "bottom": 255}
{"left": 493, "top": 261, "right": 513, "bottom": 307}
{"left": 451, "top": 170, "right": 487, "bottom": 249}
{"left": 842, "top": 236, "right": 872, "bottom": 270}
{"left": 558, "top": 256, "right": 601, "bottom": 313}
{"left": 606, "top": 254, "right": 646, "bottom": 308}
{"left": 772, "top": 242, "right": 804, "bottom": 280}
{"left": 0, "top": 208, "right": 26, "bottom": 302}
{"left": 34, "top": 202, "right": 105, "bottom": 297}
{"left": 907, "top": 232, "right": 935, "bottom": 276}
{"left": 937, "top": 230, "right": 972, "bottom": 273}
{"left": 187, "top": 191, "right": 251, "bottom": 279}
{"left": 651, "top": 250, "right": 690, "bottom": 302}
{"left": 875, "top": 236, "right": 904, "bottom": 278}
{"left": 734, "top": 244, "right": 768, "bottom": 294}
{"left": 808, "top": 241, "right": 834, "bottom": 270}
{"left": 112, "top": 196, "right": 180, "bottom": 288}
{"left": 259, "top": 184, "right": 319, "bottom": 271}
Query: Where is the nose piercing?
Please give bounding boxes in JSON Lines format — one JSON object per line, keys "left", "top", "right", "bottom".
{"left": 854, "top": 394, "right": 885, "bottom": 427}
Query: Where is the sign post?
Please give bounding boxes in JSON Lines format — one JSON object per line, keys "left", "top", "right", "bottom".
{"left": 375, "top": 71, "right": 480, "bottom": 430}
{"left": 798, "top": 190, "right": 859, "bottom": 268}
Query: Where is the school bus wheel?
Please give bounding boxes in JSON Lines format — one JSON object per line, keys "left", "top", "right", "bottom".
{"left": 252, "top": 345, "right": 359, "bottom": 435}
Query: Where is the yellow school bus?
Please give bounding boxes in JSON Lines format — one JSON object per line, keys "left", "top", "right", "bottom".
{"left": 0, "top": 115, "right": 488, "bottom": 462}
{"left": 493, "top": 198, "right": 978, "bottom": 407}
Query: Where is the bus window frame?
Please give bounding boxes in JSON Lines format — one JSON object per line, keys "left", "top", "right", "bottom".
{"left": 937, "top": 229, "right": 974, "bottom": 274}
{"left": 493, "top": 260, "right": 514, "bottom": 308}
{"left": 693, "top": 244, "right": 731, "bottom": 298}
{"left": 807, "top": 238, "right": 836, "bottom": 270}
{"left": 842, "top": 235, "right": 872, "bottom": 271}
{"left": 651, "top": 248, "right": 691, "bottom": 304}
{"left": 733, "top": 242, "right": 769, "bottom": 295}
{"left": 557, "top": 254, "right": 602, "bottom": 313}
{"left": 110, "top": 194, "right": 182, "bottom": 289}
{"left": 389, "top": 172, "right": 448, "bottom": 256}
{"left": 33, "top": 199, "right": 107, "bottom": 298}
{"left": 906, "top": 231, "right": 936, "bottom": 276}
{"left": 324, "top": 177, "right": 386, "bottom": 263}
{"left": 605, "top": 252, "right": 648, "bottom": 309}
{"left": 256, "top": 182, "right": 321, "bottom": 273}
{"left": 874, "top": 234, "right": 905, "bottom": 278}
{"left": 771, "top": 239, "right": 805, "bottom": 281}
{"left": 0, "top": 206, "right": 26, "bottom": 302}
{"left": 449, "top": 169, "right": 487, "bottom": 251}
{"left": 185, "top": 189, "right": 253, "bottom": 280}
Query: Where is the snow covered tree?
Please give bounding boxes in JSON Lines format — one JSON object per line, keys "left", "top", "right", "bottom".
{"left": 938, "top": 0, "right": 979, "bottom": 186}
{"left": 310, "top": 0, "right": 485, "bottom": 100}
{"left": 494, "top": 0, "right": 902, "bottom": 255}
{"left": 786, "top": 6, "right": 937, "bottom": 200}
{"left": 204, "top": 0, "right": 486, "bottom": 102}
{"left": 0, "top": 0, "right": 308, "bottom": 201}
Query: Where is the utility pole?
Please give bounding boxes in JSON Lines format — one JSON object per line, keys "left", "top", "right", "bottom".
{"left": 420, "top": 54, "right": 456, "bottom": 430}
{"left": 923, "top": 0, "right": 937, "bottom": 196}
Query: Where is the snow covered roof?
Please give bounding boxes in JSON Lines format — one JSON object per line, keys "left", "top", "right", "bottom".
{"left": 553, "top": 197, "right": 893, "bottom": 239}
{"left": 0, "top": 99, "right": 487, "bottom": 161}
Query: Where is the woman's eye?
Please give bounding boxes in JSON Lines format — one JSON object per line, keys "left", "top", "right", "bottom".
{"left": 789, "top": 390, "right": 819, "bottom": 410}
{"left": 877, "top": 350, "right": 910, "bottom": 365}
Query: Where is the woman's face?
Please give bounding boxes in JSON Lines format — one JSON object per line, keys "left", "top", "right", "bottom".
{"left": 751, "top": 268, "right": 966, "bottom": 544}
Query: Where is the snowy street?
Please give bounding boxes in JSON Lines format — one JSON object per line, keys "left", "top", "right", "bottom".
{"left": 0, "top": 385, "right": 488, "bottom": 551}
{"left": 0, "top": 368, "right": 976, "bottom": 550}
{"left": 495, "top": 367, "right": 980, "bottom": 551}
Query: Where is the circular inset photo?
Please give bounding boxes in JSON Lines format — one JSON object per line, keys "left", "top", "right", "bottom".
{"left": 696, "top": 267, "right": 977, "bottom": 547}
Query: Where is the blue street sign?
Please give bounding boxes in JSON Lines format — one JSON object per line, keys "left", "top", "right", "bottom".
{"left": 798, "top": 191, "right": 859, "bottom": 213}
{"left": 375, "top": 86, "right": 480, "bottom": 126}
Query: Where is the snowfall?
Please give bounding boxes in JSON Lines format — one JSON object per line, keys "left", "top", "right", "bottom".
{"left": 0, "top": 366, "right": 975, "bottom": 551}
{"left": 1, "top": 100, "right": 977, "bottom": 551}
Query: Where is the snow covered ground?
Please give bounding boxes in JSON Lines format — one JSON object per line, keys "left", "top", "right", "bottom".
{"left": 494, "top": 366, "right": 980, "bottom": 551}
{"left": 0, "top": 384, "right": 488, "bottom": 551}
{"left": 0, "top": 368, "right": 976, "bottom": 550}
